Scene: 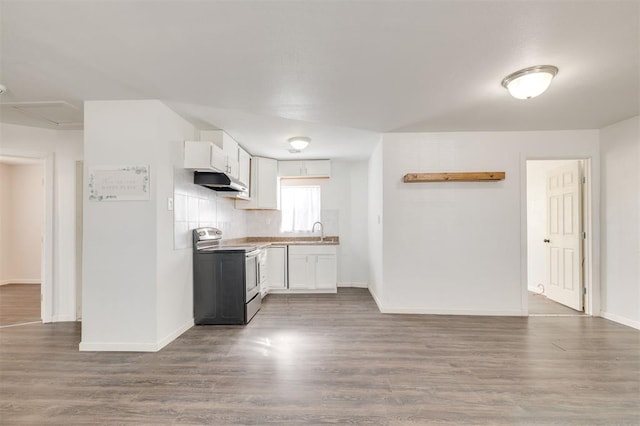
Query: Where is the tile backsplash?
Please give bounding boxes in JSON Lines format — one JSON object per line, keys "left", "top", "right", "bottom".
{"left": 246, "top": 209, "right": 339, "bottom": 237}
{"left": 173, "top": 168, "right": 247, "bottom": 249}
{"left": 174, "top": 168, "right": 339, "bottom": 249}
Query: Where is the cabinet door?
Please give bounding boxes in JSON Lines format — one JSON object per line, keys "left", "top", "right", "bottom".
{"left": 266, "top": 246, "right": 287, "bottom": 289}
{"left": 238, "top": 148, "right": 251, "bottom": 187}
{"left": 185, "top": 141, "right": 224, "bottom": 172}
{"left": 235, "top": 157, "right": 279, "bottom": 210}
{"left": 288, "top": 254, "right": 313, "bottom": 289}
{"left": 315, "top": 254, "right": 337, "bottom": 290}
{"left": 258, "top": 157, "right": 279, "bottom": 209}
{"left": 303, "top": 160, "right": 331, "bottom": 178}
{"left": 222, "top": 133, "right": 240, "bottom": 178}
{"left": 278, "top": 160, "right": 304, "bottom": 177}
{"left": 210, "top": 144, "right": 227, "bottom": 173}
{"left": 235, "top": 158, "right": 257, "bottom": 209}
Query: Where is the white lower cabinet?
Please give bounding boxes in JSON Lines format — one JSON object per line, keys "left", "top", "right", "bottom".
{"left": 288, "top": 254, "right": 313, "bottom": 290}
{"left": 287, "top": 245, "right": 337, "bottom": 292}
{"left": 315, "top": 255, "right": 337, "bottom": 290}
{"left": 266, "top": 246, "right": 287, "bottom": 291}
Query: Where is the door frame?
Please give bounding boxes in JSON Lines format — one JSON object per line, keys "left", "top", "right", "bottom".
{"left": 75, "top": 160, "right": 83, "bottom": 320}
{"left": 521, "top": 157, "right": 599, "bottom": 316}
{"left": 0, "top": 149, "right": 54, "bottom": 323}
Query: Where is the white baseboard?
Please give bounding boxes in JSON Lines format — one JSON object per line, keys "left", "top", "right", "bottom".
{"left": 80, "top": 318, "right": 195, "bottom": 352}
{"left": 601, "top": 311, "right": 640, "bottom": 330}
{"left": 338, "top": 282, "right": 368, "bottom": 288}
{"left": 367, "top": 287, "right": 521, "bottom": 316}
{"left": 52, "top": 314, "right": 76, "bottom": 322}
{"left": 0, "top": 279, "right": 40, "bottom": 285}
{"left": 368, "top": 287, "right": 384, "bottom": 312}
{"left": 79, "top": 341, "right": 160, "bottom": 352}
{"left": 157, "top": 318, "right": 194, "bottom": 351}
{"left": 380, "top": 305, "right": 523, "bottom": 316}
{"left": 268, "top": 289, "right": 337, "bottom": 294}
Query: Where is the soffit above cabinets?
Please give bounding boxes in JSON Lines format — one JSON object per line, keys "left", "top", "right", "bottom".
{"left": 0, "top": 101, "right": 83, "bottom": 130}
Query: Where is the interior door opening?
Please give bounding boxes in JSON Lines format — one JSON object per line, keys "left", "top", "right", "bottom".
{"left": 525, "top": 159, "right": 593, "bottom": 316}
{"left": 0, "top": 156, "right": 46, "bottom": 327}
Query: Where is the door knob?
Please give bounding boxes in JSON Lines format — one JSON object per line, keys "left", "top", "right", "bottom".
{"left": 543, "top": 239, "right": 550, "bottom": 243}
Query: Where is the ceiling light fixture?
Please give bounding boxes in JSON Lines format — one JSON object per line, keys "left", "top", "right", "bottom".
{"left": 288, "top": 136, "right": 311, "bottom": 151}
{"left": 501, "top": 65, "right": 558, "bottom": 100}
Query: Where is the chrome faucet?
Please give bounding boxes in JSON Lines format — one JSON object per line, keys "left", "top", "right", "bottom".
{"left": 312, "top": 221, "right": 324, "bottom": 242}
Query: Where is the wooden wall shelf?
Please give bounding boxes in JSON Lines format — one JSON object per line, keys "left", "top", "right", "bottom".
{"left": 403, "top": 172, "right": 505, "bottom": 183}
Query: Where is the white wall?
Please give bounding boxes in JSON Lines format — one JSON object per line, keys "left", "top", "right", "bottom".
{"left": 367, "top": 141, "right": 384, "bottom": 306}
{"left": 0, "top": 123, "right": 83, "bottom": 321}
{"left": 346, "top": 161, "right": 369, "bottom": 287}
{"left": 526, "top": 160, "right": 575, "bottom": 293}
{"left": 81, "top": 100, "right": 196, "bottom": 351}
{"left": 155, "top": 107, "right": 203, "bottom": 348}
{"left": 245, "top": 160, "right": 369, "bottom": 286}
{"left": 0, "top": 164, "right": 11, "bottom": 284}
{"left": 600, "top": 115, "right": 639, "bottom": 329}
{"left": 0, "top": 163, "right": 44, "bottom": 284}
{"left": 378, "top": 130, "right": 600, "bottom": 315}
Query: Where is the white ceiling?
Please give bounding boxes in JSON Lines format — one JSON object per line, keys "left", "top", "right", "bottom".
{"left": 0, "top": 1, "right": 637, "bottom": 160}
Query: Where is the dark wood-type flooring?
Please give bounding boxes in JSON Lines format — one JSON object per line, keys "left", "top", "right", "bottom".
{"left": 0, "top": 284, "right": 41, "bottom": 327}
{"left": 1, "top": 288, "right": 639, "bottom": 425}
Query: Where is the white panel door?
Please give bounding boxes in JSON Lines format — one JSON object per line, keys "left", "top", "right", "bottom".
{"left": 545, "top": 161, "right": 583, "bottom": 311}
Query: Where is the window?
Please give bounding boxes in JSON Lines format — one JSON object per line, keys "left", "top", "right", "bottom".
{"left": 280, "top": 185, "right": 321, "bottom": 233}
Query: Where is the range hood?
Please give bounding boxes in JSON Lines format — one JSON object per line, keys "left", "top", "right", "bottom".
{"left": 194, "top": 171, "right": 248, "bottom": 197}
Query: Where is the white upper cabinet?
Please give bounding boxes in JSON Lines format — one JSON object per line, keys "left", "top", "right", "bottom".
{"left": 236, "top": 157, "right": 279, "bottom": 210}
{"left": 278, "top": 160, "right": 331, "bottom": 178}
{"left": 303, "top": 160, "right": 331, "bottom": 177}
{"left": 198, "top": 130, "right": 241, "bottom": 179}
{"left": 222, "top": 134, "right": 239, "bottom": 179}
{"left": 184, "top": 141, "right": 227, "bottom": 173}
{"left": 238, "top": 147, "right": 251, "bottom": 188}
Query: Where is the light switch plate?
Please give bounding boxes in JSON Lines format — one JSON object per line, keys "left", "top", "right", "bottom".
{"left": 167, "top": 197, "right": 174, "bottom": 211}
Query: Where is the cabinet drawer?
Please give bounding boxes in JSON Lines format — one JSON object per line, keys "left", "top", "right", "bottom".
{"left": 288, "top": 245, "right": 336, "bottom": 256}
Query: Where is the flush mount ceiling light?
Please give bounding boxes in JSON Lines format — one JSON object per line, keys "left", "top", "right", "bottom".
{"left": 501, "top": 65, "right": 558, "bottom": 99}
{"left": 288, "top": 136, "right": 311, "bottom": 151}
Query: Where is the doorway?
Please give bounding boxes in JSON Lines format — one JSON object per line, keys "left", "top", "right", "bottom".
{"left": 0, "top": 156, "right": 45, "bottom": 326}
{"left": 525, "top": 159, "right": 594, "bottom": 316}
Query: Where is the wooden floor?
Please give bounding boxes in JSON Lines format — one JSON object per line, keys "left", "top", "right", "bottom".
{"left": 1, "top": 288, "right": 638, "bottom": 425}
{"left": 527, "top": 291, "right": 586, "bottom": 316}
{"left": 0, "top": 284, "right": 41, "bottom": 327}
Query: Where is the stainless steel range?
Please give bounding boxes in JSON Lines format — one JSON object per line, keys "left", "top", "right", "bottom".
{"left": 192, "top": 227, "right": 262, "bottom": 325}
